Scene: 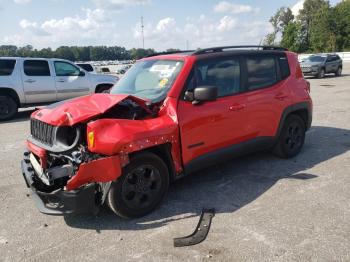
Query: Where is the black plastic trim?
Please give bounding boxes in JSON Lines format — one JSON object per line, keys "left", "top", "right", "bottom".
{"left": 174, "top": 209, "right": 215, "bottom": 247}
{"left": 194, "top": 45, "right": 287, "bottom": 55}
{"left": 184, "top": 137, "right": 275, "bottom": 175}
{"left": 21, "top": 154, "right": 98, "bottom": 215}
{"left": 276, "top": 101, "right": 312, "bottom": 138}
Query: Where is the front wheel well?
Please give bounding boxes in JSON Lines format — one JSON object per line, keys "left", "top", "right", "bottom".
{"left": 0, "top": 88, "right": 20, "bottom": 106}
{"left": 95, "top": 84, "right": 114, "bottom": 93}
{"left": 129, "top": 143, "right": 176, "bottom": 182}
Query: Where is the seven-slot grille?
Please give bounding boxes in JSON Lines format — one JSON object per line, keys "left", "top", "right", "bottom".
{"left": 30, "top": 119, "right": 55, "bottom": 146}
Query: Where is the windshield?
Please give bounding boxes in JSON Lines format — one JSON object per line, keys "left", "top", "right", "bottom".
{"left": 110, "top": 59, "right": 184, "bottom": 102}
{"left": 304, "top": 56, "right": 326, "bottom": 63}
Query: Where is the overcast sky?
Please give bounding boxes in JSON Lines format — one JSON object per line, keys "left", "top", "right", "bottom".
{"left": 0, "top": 0, "right": 342, "bottom": 51}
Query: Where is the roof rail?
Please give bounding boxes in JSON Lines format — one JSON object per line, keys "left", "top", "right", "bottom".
{"left": 193, "top": 45, "right": 288, "bottom": 55}
{"left": 146, "top": 50, "right": 195, "bottom": 58}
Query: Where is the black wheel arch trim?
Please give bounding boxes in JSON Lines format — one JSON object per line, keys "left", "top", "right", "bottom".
{"left": 276, "top": 101, "right": 312, "bottom": 139}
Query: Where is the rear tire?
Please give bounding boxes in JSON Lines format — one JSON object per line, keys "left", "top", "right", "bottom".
{"left": 273, "top": 115, "right": 306, "bottom": 158}
{"left": 0, "top": 95, "right": 18, "bottom": 121}
{"left": 335, "top": 67, "right": 342, "bottom": 77}
{"left": 107, "top": 152, "right": 169, "bottom": 218}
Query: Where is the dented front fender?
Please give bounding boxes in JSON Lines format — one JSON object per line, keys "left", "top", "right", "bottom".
{"left": 86, "top": 98, "right": 183, "bottom": 173}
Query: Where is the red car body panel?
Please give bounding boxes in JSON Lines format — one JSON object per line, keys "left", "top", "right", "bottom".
{"left": 86, "top": 96, "right": 183, "bottom": 174}
{"left": 66, "top": 155, "right": 122, "bottom": 191}
{"left": 26, "top": 140, "right": 48, "bottom": 169}
{"left": 26, "top": 51, "right": 312, "bottom": 193}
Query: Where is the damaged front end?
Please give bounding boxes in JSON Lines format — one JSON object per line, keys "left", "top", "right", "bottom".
{"left": 21, "top": 94, "right": 156, "bottom": 215}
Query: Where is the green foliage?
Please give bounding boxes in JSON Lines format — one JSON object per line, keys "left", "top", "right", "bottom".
{"left": 0, "top": 45, "right": 157, "bottom": 61}
{"left": 309, "top": 5, "right": 334, "bottom": 52}
{"left": 264, "top": 7, "right": 294, "bottom": 45}
{"left": 129, "top": 48, "right": 156, "bottom": 59}
{"left": 281, "top": 22, "right": 303, "bottom": 52}
{"left": 266, "top": 0, "right": 350, "bottom": 52}
{"left": 333, "top": 0, "right": 350, "bottom": 51}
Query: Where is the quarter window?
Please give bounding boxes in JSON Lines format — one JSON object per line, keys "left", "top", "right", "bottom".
{"left": 77, "top": 63, "right": 94, "bottom": 72}
{"left": 54, "top": 61, "right": 80, "bottom": 76}
{"left": 278, "top": 55, "right": 290, "bottom": 80}
{"left": 0, "top": 59, "right": 16, "bottom": 76}
{"left": 246, "top": 56, "right": 277, "bottom": 91}
{"left": 24, "top": 60, "right": 51, "bottom": 76}
{"left": 195, "top": 58, "right": 241, "bottom": 97}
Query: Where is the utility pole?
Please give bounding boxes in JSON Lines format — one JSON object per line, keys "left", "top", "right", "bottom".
{"left": 186, "top": 40, "right": 189, "bottom": 50}
{"left": 141, "top": 16, "right": 145, "bottom": 49}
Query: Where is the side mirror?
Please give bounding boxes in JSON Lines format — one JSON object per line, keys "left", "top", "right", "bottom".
{"left": 79, "top": 71, "right": 86, "bottom": 77}
{"left": 193, "top": 86, "right": 218, "bottom": 105}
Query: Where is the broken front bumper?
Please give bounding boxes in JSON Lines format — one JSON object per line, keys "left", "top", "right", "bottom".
{"left": 21, "top": 153, "right": 98, "bottom": 216}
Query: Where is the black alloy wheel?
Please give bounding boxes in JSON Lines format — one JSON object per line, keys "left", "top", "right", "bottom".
{"left": 107, "top": 152, "right": 169, "bottom": 218}
{"left": 121, "top": 164, "right": 162, "bottom": 210}
{"left": 273, "top": 114, "right": 306, "bottom": 158}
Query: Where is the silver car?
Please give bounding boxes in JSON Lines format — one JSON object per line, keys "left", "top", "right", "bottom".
{"left": 300, "top": 54, "right": 343, "bottom": 78}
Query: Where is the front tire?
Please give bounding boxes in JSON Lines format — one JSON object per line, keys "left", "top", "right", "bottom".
{"left": 317, "top": 68, "right": 325, "bottom": 78}
{"left": 0, "top": 95, "right": 18, "bottom": 121}
{"left": 273, "top": 115, "right": 306, "bottom": 158}
{"left": 107, "top": 152, "right": 169, "bottom": 218}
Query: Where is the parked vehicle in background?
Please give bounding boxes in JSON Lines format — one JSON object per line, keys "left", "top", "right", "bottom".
{"left": 99, "top": 67, "right": 111, "bottom": 74}
{"left": 300, "top": 54, "right": 343, "bottom": 78}
{"left": 0, "top": 57, "right": 118, "bottom": 120}
{"left": 116, "top": 64, "right": 132, "bottom": 74}
{"left": 76, "top": 63, "right": 96, "bottom": 73}
{"left": 21, "top": 46, "right": 312, "bottom": 218}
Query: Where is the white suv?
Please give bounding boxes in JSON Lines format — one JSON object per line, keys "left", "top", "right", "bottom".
{"left": 0, "top": 57, "right": 119, "bottom": 120}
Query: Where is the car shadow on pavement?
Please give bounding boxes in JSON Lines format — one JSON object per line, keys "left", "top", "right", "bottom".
{"left": 64, "top": 126, "right": 350, "bottom": 232}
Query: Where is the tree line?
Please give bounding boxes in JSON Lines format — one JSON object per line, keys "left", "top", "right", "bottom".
{"left": 264, "top": 0, "right": 350, "bottom": 53}
{"left": 0, "top": 45, "right": 162, "bottom": 61}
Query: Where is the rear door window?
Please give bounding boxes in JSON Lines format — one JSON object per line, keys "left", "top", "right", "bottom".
{"left": 246, "top": 56, "right": 277, "bottom": 91}
{"left": 24, "top": 60, "right": 51, "bottom": 76}
{"left": 0, "top": 59, "right": 16, "bottom": 76}
{"left": 195, "top": 58, "right": 241, "bottom": 97}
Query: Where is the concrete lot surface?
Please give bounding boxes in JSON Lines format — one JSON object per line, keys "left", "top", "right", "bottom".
{"left": 0, "top": 64, "right": 350, "bottom": 262}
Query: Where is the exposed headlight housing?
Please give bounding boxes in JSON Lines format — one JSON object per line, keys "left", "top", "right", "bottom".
{"left": 55, "top": 126, "right": 81, "bottom": 150}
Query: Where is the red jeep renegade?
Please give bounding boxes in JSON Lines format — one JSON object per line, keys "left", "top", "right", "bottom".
{"left": 21, "top": 46, "right": 312, "bottom": 218}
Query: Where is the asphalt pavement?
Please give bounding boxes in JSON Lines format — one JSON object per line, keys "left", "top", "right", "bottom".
{"left": 0, "top": 64, "right": 349, "bottom": 262}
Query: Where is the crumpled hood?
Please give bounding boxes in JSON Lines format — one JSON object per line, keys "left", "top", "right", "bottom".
{"left": 31, "top": 94, "right": 150, "bottom": 126}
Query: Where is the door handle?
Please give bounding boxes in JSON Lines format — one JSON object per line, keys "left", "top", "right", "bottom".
{"left": 274, "top": 93, "right": 288, "bottom": 100}
{"left": 25, "top": 79, "right": 36, "bottom": 83}
{"left": 57, "top": 79, "right": 65, "bottom": 83}
{"left": 229, "top": 104, "right": 246, "bottom": 111}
